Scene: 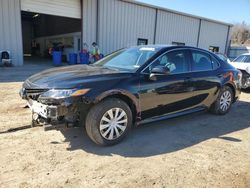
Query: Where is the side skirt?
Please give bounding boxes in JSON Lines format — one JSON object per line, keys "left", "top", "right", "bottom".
{"left": 137, "top": 106, "right": 207, "bottom": 126}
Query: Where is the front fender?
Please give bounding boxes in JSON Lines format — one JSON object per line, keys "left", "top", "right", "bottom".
{"left": 94, "top": 89, "right": 140, "bottom": 112}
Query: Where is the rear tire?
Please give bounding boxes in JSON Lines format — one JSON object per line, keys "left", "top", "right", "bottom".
{"left": 210, "top": 86, "right": 233, "bottom": 115}
{"left": 85, "top": 98, "right": 132, "bottom": 146}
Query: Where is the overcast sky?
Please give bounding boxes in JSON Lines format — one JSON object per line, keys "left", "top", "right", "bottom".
{"left": 138, "top": 0, "right": 250, "bottom": 24}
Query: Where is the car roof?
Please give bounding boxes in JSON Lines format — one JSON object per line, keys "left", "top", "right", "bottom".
{"left": 132, "top": 44, "right": 172, "bottom": 49}
{"left": 135, "top": 45, "right": 210, "bottom": 52}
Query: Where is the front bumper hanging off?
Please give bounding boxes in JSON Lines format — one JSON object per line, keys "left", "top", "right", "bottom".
{"left": 27, "top": 99, "right": 69, "bottom": 119}
{"left": 27, "top": 99, "right": 80, "bottom": 127}
{"left": 20, "top": 87, "right": 90, "bottom": 127}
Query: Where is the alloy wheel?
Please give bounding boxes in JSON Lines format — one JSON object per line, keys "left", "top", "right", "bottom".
{"left": 99, "top": 108, "right": 128, "bottom": 140}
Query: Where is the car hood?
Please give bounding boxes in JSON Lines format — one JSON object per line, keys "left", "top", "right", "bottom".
{"left": 230, "top": 62, "right": 250, "bottom": 70}
{"left": 23, "top": 65, "right": 132, "bottom": 89}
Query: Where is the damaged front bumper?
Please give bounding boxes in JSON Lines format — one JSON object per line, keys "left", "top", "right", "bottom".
{"left": 27, "top": 99, "right": 82, "bottom": 127}
{"left": 21, "top": 93, "right": 92, "bottom": 128}
{"left": 27, "top": 99, "right": 69, "bottom": 120}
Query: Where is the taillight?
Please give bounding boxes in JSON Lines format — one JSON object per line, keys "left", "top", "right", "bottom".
{"left": 223, "top": 72, "right": 234, "bottom": 81}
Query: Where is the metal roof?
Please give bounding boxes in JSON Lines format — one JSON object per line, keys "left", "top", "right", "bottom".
{"left": 122, "top": 0, "right": 233, "bottom": 27}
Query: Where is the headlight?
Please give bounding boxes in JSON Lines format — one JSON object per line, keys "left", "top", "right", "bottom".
{"left": 246, "top": 67, "right": 250, "bottom": 74}
{"left": 39, "top": 89, "right": 90, "bottom": 99}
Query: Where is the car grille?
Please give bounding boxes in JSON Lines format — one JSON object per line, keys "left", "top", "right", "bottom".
{"left": 24, "top": 88, "right": 49, "bottom": 100}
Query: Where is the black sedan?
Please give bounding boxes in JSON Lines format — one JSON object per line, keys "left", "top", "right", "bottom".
{"left": 20, "top": 45, "right": 241, "bottom": 146}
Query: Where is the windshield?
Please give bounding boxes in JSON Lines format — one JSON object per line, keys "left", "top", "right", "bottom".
{"left": 233, "top": 55, "right": 250, "bottom": 63}
{"left": 94, "top": 47, "right": 160, "bottom": 71}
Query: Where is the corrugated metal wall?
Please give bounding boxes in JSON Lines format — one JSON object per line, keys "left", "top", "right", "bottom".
{"left": 95, "top": 0, "right": 230, "bottom": 55}
{"left": 0, "top": 0, "right": 23, "bottom": 66}
{"left": 198, "top": 20, "right": 229, "bottom": 53}
{"left": 155, "top": 10, "right": 200, "bottom": 46}
{"left": 0, "top": 0, "right": 231, "bottom": 66}
{"left": 98, "top": 0, "right": 156, "bottom": 55}
{"left": 82, "top": 0, "right": 97, "bottom": 47}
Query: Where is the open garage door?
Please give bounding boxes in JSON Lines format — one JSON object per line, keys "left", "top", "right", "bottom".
{"left": 21, "top": 0, "right": 81, "bottom": 19}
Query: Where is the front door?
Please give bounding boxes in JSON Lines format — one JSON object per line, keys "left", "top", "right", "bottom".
{"left": 139, "top": 49, "right": 195, "bottom": 120}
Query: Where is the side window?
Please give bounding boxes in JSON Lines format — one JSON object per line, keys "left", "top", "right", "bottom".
{"left": 137, "top": 38, "right": 148, "bottom": 45}
{"left": 211, "top": 56, "right": 220, "bottom": 69}
{"left": 191, "top": 51, "right": 213, "bottom": 71}
{"left": 172, "top": 41, "right": 185, "bottom": 46}
{"left": 209, "top": 46, "right": 219, "bottom": 52}
{"left": 147, "top": 50, "right": 189, "bottom": 74}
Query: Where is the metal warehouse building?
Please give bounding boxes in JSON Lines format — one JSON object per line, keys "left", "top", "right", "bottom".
{"left": 0, "top": 0, "right": 232, "bottom": 66}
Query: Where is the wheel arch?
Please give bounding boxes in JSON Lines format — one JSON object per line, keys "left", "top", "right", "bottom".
{"left": 94, "top": 89, "right": 140, "bottom": 122}
{"left": 224, "top": 82, "right": 236, "bottom": 101}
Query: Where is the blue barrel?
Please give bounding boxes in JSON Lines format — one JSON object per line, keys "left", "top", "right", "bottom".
{"left": 100, "top": 54, "right": 104, "bottom": 59}
{"left": 69, "top": 53, "right": 77, "bottom": 65}
{"left": 52, "top": 51, "right": 62, "bottom": 66}
{"left": 79, "top": 52, "right": 89, "bottom": 64}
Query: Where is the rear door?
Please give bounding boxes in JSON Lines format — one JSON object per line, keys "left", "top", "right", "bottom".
{"left": 189, "top": 49, "right": 221, "bottom": 107}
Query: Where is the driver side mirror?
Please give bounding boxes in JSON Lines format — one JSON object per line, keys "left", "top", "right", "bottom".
{"left": 149, "top": 65, "right": 170, "bottom": 81}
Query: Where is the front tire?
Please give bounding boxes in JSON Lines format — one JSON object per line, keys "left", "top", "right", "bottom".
{"left": 85, "top": 98, "right": 132, "bottom": 146}
{"left": 210, "top": 86, "right": 233, "bottom": 115}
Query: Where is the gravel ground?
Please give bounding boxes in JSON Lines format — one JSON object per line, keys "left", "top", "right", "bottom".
{"left": 0, "top": 65, "right": 250, "bottom": 188}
